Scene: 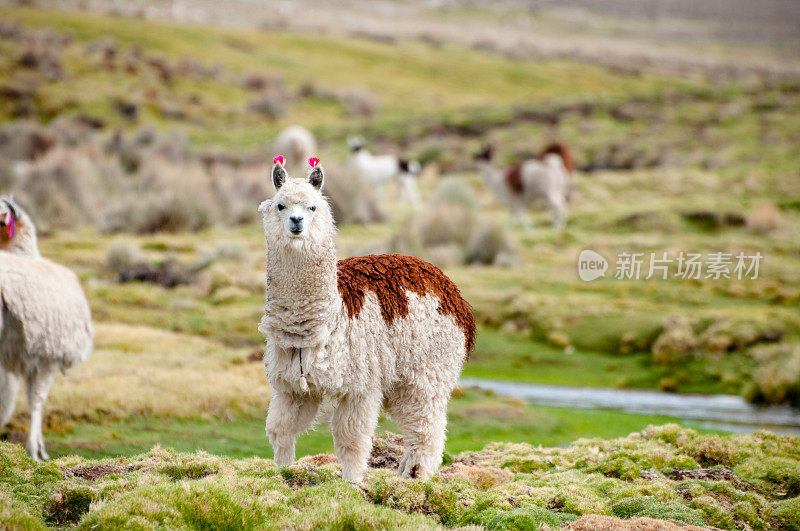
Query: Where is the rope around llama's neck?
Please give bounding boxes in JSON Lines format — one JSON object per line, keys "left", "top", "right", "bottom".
{"left": 292, "top": 347, "right": 309, "bottom": 393}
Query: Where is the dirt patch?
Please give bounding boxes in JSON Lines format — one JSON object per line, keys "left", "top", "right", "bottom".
{"left": 0, "top": 427, "right": 27, "bottom": 445}
{"left": 667, "top": 467, "right": 761, "bottom": 493}
{"left": 298, "top": 453, "right": 338, "bottom": 467}
{"left": 61, "top": 464, "right": 127, "bottom": 482}
{"left": 247, "top": 348, "right": 264, "bottom": 362}
{"left": 116, "top": 260, "right": 195, "bottom": 288}
{"left": 437, "top": 462, "right": 513, "bottom": 488}
{"left": 564, "top": 514, "right": 706, "bottom": 530}
{"left": 368, "top": 432, "right": 405, "bottom": 471}
{"left": 681, "top": 210, "right": 747, "bottom": 229}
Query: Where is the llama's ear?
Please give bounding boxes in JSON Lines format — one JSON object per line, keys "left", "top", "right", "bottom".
{"left": 308, "top": 166, "right": 324, "bottom": 190}
{"left": 3, "top": 198, "right": 17, "bottom": 219}
{"left": 307, "top": 157, "right": 323, "bottom": 189}
{"left": 272, "top": 163, "right": 287, "bottom": 190}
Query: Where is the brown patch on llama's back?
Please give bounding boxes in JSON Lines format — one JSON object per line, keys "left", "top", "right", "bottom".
{"left": 504, "top": 165, "right": 524, "bottom": 195}
{"left": 337, "top": 254, "right": 476, "bottom": 354}
{"left": 540, "top": 142, "right": 575, "bottom": 172}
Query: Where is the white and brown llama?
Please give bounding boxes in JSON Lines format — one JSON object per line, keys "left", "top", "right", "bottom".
{"left": 348, "top": 136, "right": 421, "bottom": 208}
{"left": 475, "top": 143, "right": 575, "bottom": 230}
{"left": 258, "top": 156, "right": 474, "bottom": 482}
{"left": 0, "top": 196, "right": 93, "bottom": 461}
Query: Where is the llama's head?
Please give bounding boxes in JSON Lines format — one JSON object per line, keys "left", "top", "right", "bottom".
{"left": 0, "top": 195, "right": 38, "bottom": 256}
{"left": 347, "top": 136, "right": 364, "bottom": 154}
{"left": 262, "top": 157, "right": 333, "bottom": 252}
{"left": 474, "top": 144, "right": 494, "bottom": 163}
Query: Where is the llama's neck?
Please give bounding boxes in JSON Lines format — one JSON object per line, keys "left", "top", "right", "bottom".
{"left": 261, "top": 240, "right": 340, "bottom": 350}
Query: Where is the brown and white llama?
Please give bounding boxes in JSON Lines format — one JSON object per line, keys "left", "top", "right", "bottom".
{"left": 258, "top": 156, "right": 474, "bottom": 482}
{"left": 475, "top": 143, "right": 574, "bottom": 230}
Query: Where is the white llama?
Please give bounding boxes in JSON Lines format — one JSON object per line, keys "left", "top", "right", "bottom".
{"left": 475, "top": 143, "right": 574, "bottom": 230}
{"left": 348, "top": 136, "right": 421, "bottom": 208}
{"left": 258, "top": 158, "right": 474, "bottom": 482}
{"left": 273, "top": 125, "right": 317, "bottom": 175}
{"left": 0, "top": 197, "right": 93, "bottom": 461}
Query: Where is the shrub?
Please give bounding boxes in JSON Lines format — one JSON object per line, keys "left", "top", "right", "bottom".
{"left": 774, "top": 496, "right": 800, "bottom": 530}
{"left": 466, "top": 221, "right": 515, "bottom": 266}
{"left": 651, "top": 315, "right": 696, "bottom": 364}
{"left": 748, "top": 202, "right": 783, "bottom": 233}
{"left": 323, "top": 163, "right": 386, "bottom": 225}
{"left": 751, "top": 344, "right": 800, "bottom": 406}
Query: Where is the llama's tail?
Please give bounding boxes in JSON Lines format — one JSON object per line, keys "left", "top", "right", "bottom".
{"left": 399, "top": 159, "right": 421, "bottom": 176}
{"left": 540, "top": 142, "right": 575, "bottom": 173}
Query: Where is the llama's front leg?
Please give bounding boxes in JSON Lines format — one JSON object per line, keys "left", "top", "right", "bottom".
{"left": 25, "top": 366, "right": 56, "bottom": 461}
{"left": 265, "top": 389, "right": 321, "bottom": 466}
{"left": 331, "top": 392, "right": 381, "bottom": 483}
{"left": 0, "top": 368, "right": 21, "bottom": 428}
{"left": 511, "top": 202, "right": 532, "bottom": 231}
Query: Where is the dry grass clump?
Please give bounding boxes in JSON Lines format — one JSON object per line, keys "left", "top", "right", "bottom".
{"left": 466, "top": 222, "right": 515, "bottom": 266}
{"left": 437, "top": 462, "right": 514, "bottom": 489}
{"left": 697, "top": 318, "right": 782, "bottom": 353}
{"left": 651, "top": 315, "right": 696, "bottom": 364}
{"left": 564, "top": 514, "right": 707, "bottom": 530}
{"left": 105, "top": 241, "right": 196, "bottom": 288}
{"left": 16, "top": 28, "right": 67, "bottom": 81}
{"left": 246, "top": 91, "right": 287, "bottom": 120}
{"left": 748, "top": 202, "right": 783, "bottom": 233}
{"left": 323, "top": 163, "right": 386, "bottom": 225}
{"left": 13, "top": 145, "right": 106, "bottom": 229}
{"left": 391, "top": 178, "right": 514, "bottom": 267}
{"left": 301, "top": 84, "right": 380, "bottom": 117}
{"left": 103, "top": 159, "right": 217, "bottom": 234}
{"left": 0, "top": 120, "right": 56, "bottom": 162}
{"left": 240, "top": 71, "right": 284, "bottom": 92}
{"left": 750, "top": 344, "right": 800, "bottom": 406}
{"left": 36, "top": 323, "right": 266, "bottom": 421}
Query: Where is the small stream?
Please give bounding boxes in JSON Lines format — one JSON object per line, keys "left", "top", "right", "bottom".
{"left": 460, "top": 378, "right": 800, "bottom": 436}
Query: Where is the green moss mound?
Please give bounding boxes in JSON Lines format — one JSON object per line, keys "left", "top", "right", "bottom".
{"left": 1, "top": 425, "right": 798, "bottom": 529}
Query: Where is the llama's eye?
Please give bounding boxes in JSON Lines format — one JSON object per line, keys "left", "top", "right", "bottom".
{"left": 309, "top": 206, "right": 316, "bottom": 212}
{"left": 277, "top": 204, "right": 285, "bottom": 211}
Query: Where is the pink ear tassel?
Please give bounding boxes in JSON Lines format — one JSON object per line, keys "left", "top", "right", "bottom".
{"left": 308, "top": 157, "right": 320, "bottom": 168}
{"left": 6, "top": 212, "right": 14, "bottom": 238}
{"left": 273, "top": 155, "right": 285, "bottom": 166}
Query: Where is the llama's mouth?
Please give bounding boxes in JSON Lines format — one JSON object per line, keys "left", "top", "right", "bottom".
{"left": 289, "top": 227, "right": 304, "bottom": 236}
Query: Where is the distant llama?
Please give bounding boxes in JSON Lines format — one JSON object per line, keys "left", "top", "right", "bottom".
{"left": 0, "top": 197, "right": 93, "bottom": 461}
{"left": 259, "top": 157, "right": 474, "bottom": 482}
{"left": 348, "top": 136, "right": 421, "bottom": 208}
{"left": 475, "top": 142, "right": 574, "bottom": 230}
{"left": 273, "top": 125, "right": 317, "bottom": 175}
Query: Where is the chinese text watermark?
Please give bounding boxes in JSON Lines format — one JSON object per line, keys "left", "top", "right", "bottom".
{"left": 578, "top": 250, "right": 762, "bottom": 281}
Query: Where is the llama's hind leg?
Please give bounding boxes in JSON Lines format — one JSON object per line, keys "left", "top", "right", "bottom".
{"left": 0, "top": 368, "right": 20, "bottom": 428}
{"left": 388, "top": 391, "right": 448, "bottom": 480}
{"left": 265, "top": 389, "right": 321, "bottom": 466}
{"left": 25, "top": 365, "right": 56, "bottom": 461}
{"left": 331, "top": 392, "right": 381, "bottom": 483}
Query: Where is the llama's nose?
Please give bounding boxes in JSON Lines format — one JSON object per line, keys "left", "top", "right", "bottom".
{"left": 289, "top": 215, "right": 303, "bottom": 224}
